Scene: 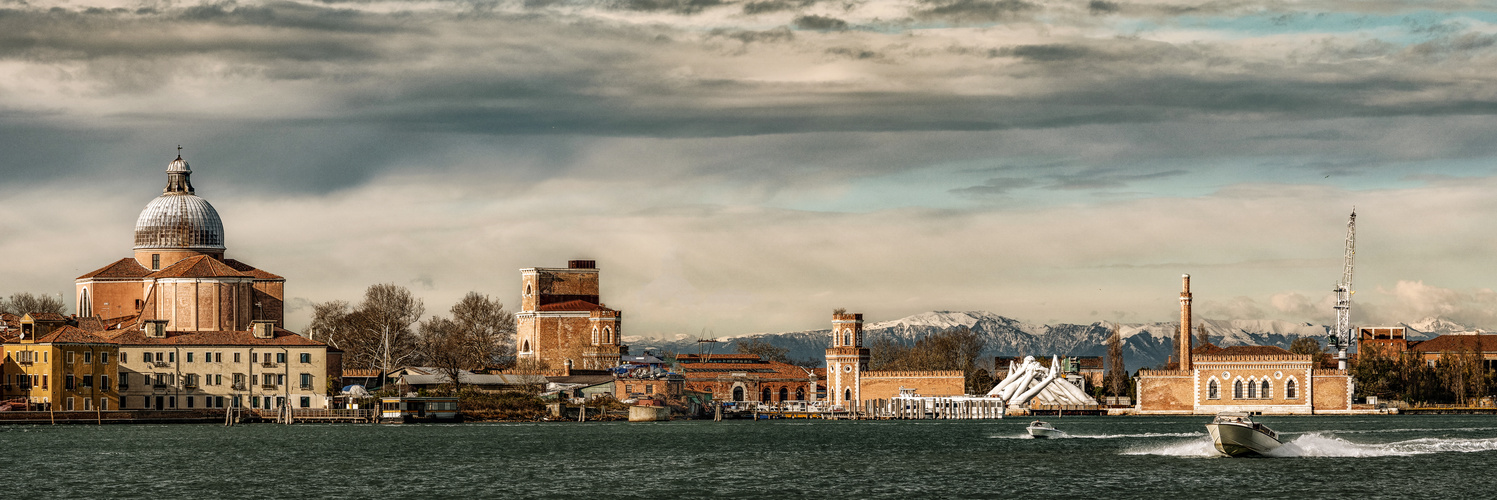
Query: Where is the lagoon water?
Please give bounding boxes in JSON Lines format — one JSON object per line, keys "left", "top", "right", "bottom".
{"left": 5, "top": 415, "right": 1497, "bottom": 499}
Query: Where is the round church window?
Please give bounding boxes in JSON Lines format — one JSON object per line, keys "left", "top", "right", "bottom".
{"left": 1274, "top": 371, "right": 1283, "bottom": 379}
{"left": 843, "top": 365, "right": 853, "bottom": 373}
{"left": 1221, "top": 371, "right": 1230, "bottom": 379}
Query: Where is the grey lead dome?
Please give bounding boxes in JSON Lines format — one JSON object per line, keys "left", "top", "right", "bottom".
{"left": 133, "top": 155, "right": 226, "bottom": 250}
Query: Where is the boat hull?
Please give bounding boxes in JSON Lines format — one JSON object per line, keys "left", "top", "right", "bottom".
{"left": 1027, "top": 427, "right": 1064, "bottom": 439}
{"left": 1207, "top": 423, "right": 1282, "bottom": 457}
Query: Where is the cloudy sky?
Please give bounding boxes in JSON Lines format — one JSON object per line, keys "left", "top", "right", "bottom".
{"left": 3, "top": 0, "right": 1497, "bottom": 337}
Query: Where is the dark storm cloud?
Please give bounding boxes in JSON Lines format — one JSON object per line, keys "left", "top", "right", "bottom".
{"left": 742, "top": 0, "right": 816, "bottom": 14}
{"left": 999, "top": 44, "right": 1093, "bottom": 62}
{"left": 911, "top": 0, "right": 1036, "bottom": 22}
{"left": 1042, "top": 168, "right": 1187, "bottom": 190}
{"left": 793, "top": 14, "right": 848, "bottom": 31}
{"left": 949, "top": 177, "right": 1038, "bottom": 197}
{"left": 1087, "top": 0, "right": 1118, "bottom": 14}
{"left": 616, "top": 0, "right": 725, "bottom": 14}
{"left": 708, "top": 27, "right": 795, "bottom": 44}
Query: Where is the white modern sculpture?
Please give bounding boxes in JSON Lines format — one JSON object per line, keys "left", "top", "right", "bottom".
{"left": 987, "top": 355, "right": 1097, "bottom": 407}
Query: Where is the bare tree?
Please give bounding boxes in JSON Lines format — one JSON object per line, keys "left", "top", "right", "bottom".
{"left": 1, "top": 292, "right": 66, "bottom": 316}
{"left": 1196, "top": 324, "right": 1210, "bottom": 350}
{"left": 449, "top": 292, "right": 516, "bottom": 369}
{"left": 419, "top": 316, "right": 468, "bottom": 394}
{"left": 311, "top": 284, "right": 424, "bottom": 377}
{"left": 736, "top": 338, "right": 792, "bottom": 364}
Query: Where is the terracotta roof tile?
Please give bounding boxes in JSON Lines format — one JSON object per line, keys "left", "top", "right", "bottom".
{"left": 538, "top": 300, "right": 603, "bottom": 312}
{"left": 5, "top": 325, "right": 115, "bottom": 344}
{"left": 77, "top": 258, "right": 152, "bottom": 279}
{"left": 222, "top": 259, "right": 285, "bottom": 280}
{"left": 148, "top": 255, "right": 250, "bottom": 279}
{"left": 1411, "top": 334, "right": 1497, "bottom": 353}
{"left": 675, "top": 354, "right": 815, "bottom": 381}
{"left": 22, "top": 312, "right": 68, "bottom": 322}
{"left": 107, "top": 327, "right": 326, "bottom": 347}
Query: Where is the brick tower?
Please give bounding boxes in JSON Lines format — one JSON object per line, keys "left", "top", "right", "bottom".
{"left": 515, "top": 260, "right": 627, "bottom": 369}
{"left": 825, "top": 312, "right": 869, "bottom": 408}
{"left": 1179, "top": 274, "right": 1193, "bottom": 371}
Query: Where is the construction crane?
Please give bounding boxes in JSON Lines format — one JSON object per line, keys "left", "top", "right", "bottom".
{"left": 1328, "top": 209, "right": 1356, "bottom": 370}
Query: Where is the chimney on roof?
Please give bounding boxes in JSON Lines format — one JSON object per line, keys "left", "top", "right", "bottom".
{"left": 252, "top": 320, "right": 276, "bottom": 339}
{"left": 1179, "top": 274, "right": 1193, "bottom": 372}
{"left": 568, "top": 260, "right": 596, "bottom": 269}
{"left": 143, "top": 319, "right": 168, "bottom": 339}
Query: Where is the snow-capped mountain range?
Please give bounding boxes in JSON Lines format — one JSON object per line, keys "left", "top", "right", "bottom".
{"left": 627, "top": 311, "right": 1485, "bottom": 372}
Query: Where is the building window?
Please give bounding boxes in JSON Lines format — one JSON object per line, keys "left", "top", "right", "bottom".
{"left": 234, "top": 352, "right": 241, "bottom": 363}
{"left": 277, "top": 353, "right": 286, "bottom": 363}
{"left": 151, "top": 254, "right": 160, "bottom": 270}
{"left": 779, "top": 387, "right": 788, "bottom": 401}
{"left": 65, "top": 375, "right": 75, "bottom": 390}
{"left": 101, "top": 352, "right": 110, "bottom": 364}
{"left": 844, "top": 388, "right": 852, "bottom": 402}
{"left": 1261, "top": 380, "right": 1271, "bottom": 399}
{"left": 83, "top": 351, "right": 92, "bottom": 364}
{"left": 216, "top": 352, "right": 223, "bottom": 363}
{"left": 646, "top": 384, "right": 655, "bottom": 395}
{"left": 1208, "top": 380, "right": 1220, "bottom": 399}
{"left": 300, "top": 353, "right": 311, "bottom": 363}
{"left": 1247, "top": 380, "right": 1256, "bottom": 399}
{"left": 300, "top": 373, "right": 313, "bottom": 390}
{"left": 300, "top": 396, "right": 311, "bottom": 408}
{"left": 796, "top": 387, "right": 805, "bottom": 400}
{"left": 187, "top": 352, "right": 194, "bottom": 363}
{"left": 119, "top": 352, "right": 126, "bottom": 363}
{"left": 66, "top": 397, "right": 75, "bottom": 411}
{"left": 66, "top": 351, "right": 74, "bottom": 364}
{"left": 100, "top": 398, "right": 108, "bottom": 411}
{"left": 143, "top": 352, "right": 152, "bottom": 363}
{"left": 168, "top": 352, "right": 175, "bottom": 363}
{"left": 81, "top": 375, "right": 94, "bottom": 389}
{"left": 186, "top": 396, "right": 194, "bottom": 408}
{"left": 1286, "top": 379, "right": 1298, "bottom": 399}
{"left": 102, "top": 375, "right": 111, "bottom": 391}
{"left": 1233, "top": 380, "right": 1243, "bottom": 399}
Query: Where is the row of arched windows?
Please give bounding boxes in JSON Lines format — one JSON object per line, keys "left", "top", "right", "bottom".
{"left": 590, "top": 326, "right": 616, "bottom": 345}
{"left": 1207, "top": 378, "right": 1298, "bottom": 400}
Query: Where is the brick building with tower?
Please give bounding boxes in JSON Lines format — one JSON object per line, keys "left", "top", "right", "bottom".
{"left": 514, "top": 260, "right": 627, "bottom": 370}
{"left": 1136, "top": 274, "right": 1354, "bottom": 414}
{"left": 825, "top": 312, "right": 963, "bottom": 409}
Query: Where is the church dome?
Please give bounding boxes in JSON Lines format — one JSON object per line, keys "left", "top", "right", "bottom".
{"left": 133, "top": 155, "right": 226, "bottom": 251}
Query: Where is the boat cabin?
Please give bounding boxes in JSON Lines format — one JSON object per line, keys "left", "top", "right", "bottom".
{"left": 380, "top": 396, "right": 460, "bottom": 423}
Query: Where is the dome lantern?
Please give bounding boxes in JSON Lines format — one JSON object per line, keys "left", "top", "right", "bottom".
{"left": 133, "top": 152, "right": 225, "bottom": 251}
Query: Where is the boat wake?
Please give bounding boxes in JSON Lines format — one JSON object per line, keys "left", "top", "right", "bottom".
{"left": 1269, "top": 433, "right": 1497, "bottom": 457}
{"left": 994, "top": 431, "right": 1202, "bottom": 440}
{"left": 1124, "top": 433, "right": 1497, "bottom": 457}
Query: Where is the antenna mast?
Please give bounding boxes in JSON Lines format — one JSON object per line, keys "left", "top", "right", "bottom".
{"left": 1329, "top": 209, "right": 1356, "bottom": 370}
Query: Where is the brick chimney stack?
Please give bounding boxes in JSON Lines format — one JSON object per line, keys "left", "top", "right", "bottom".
{"left": 1179, "top": 274, "right": 1193, "bottom": 371}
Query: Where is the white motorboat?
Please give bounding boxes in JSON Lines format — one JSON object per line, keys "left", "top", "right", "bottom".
{"left": 1026, "top": 420, "right": 1064, "bottom": 438}
{"left": 1205, "top": 412, "right": 1282, "bottom": 457}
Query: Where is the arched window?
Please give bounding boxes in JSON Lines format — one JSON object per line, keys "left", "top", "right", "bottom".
{"left": 521, "top": 340, "right": 531, "bottom": 354}
{"left": 1247, "top": 379, "right": 1256, "bottom": 399}
{"left": 591, "top": 327, "right": 599, "bottom": 345}
{"left": 844, "top": 388, "right": 852, "bottom": 402}
{"left": 1261, "top": 380, "right": 1271, "bottom": 399}
{"left": 779, "top": 387, "right": 789, "bottom": 401}
{"left": 795, "top": 387, "right": 805, "bottom": 400}
{"left": 761, "top": 387, "right": 771, "bottom": 402}
{"left": 1233, "top": 380, "right": 1243, "bottom": 399}
{"left": 732, "top": 387, "right": 744, "bottom": 401}
{"left": 1286, "top": 379, "right": 1298, "bottom": 399}
{"left": 79, "top": 288, "right": 92, "bottom": 318}
{"left": 604, "top": 327, "right": 613, "bottom": 344}
{"left": 1208, "top": 379, "right": 1220, "bottom": 399}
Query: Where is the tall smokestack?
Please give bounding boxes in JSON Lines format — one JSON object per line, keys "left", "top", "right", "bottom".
{"left": 1180, "top": 274, "right": 1193, "bottom": 371}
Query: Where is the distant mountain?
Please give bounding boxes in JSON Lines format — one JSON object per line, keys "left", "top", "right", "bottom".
{"left": 1401, "top": 317, "right": 1486, "bottom": 337}
{"left": 627, "top": 311, "right": 1482, "bottom": 373}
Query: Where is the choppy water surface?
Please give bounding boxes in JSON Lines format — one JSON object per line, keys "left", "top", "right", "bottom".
{"left": 5, "top": 415, "right": 1496, "bottom": 499}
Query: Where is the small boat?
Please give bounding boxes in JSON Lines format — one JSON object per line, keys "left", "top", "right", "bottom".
{"left": 1026, "top": 420, "right": 1064, "bottom": 438}
{"left": 1205, "top": 412, "right": 1282, "bottom": 457}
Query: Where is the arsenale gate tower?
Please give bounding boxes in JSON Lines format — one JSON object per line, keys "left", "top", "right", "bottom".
{"left": 825, "top": 312, "right": 869, "bottom": 406}
{"left": 514, "top": 260, "right": 627, "bottom": 370}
